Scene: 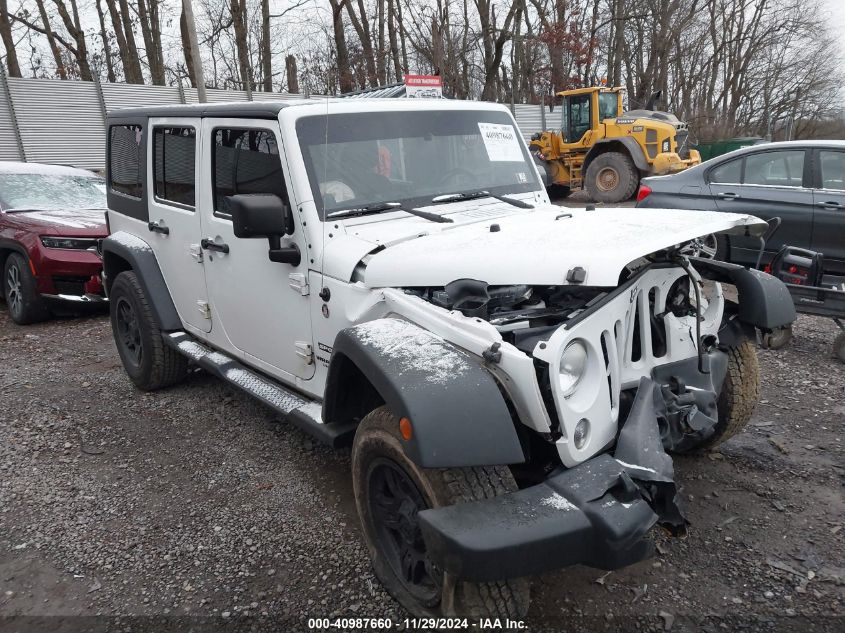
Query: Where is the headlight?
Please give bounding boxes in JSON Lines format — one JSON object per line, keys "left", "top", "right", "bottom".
{"left": 559, "top": 340, "right": 588, "bottom": 395}
{"left": 40, "top": 236, "right": 99, "bottom": 250}
{"left": 662, "top": 139, "right": 671, "bottom": 153}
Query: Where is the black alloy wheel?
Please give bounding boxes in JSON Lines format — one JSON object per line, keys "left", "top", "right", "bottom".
{"left": 366, "top": 457, "right": 441, "bottom": 606}
{"left": 114, "top": 296, "right": 143, "bottom": 368}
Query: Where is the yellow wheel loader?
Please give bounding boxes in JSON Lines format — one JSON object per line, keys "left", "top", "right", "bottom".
{"left": 529, "top": 87, "right": 701, "bottom": 203}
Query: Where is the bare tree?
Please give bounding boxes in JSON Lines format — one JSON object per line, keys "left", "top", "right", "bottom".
{"left": 137, "top": 0, "right": 165, "bottom": 85}
{"left": 229, "top": 0, "right": 252, "bottom": 94}
{"left": 105, "top": 0, "right": 144, "bottom": 83}
{"left": 94, "top": 0, "right": 116, "bottom": 82}
{"left": 0, "top": 0, "right": 21, "bottom": 76}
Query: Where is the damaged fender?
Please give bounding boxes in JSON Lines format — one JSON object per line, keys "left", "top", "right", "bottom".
{"left": 692, "top": 257, "right": 796, "bottom": 330}
{"left": 419, "top": 370, "right": 716, "bottom": 581}
{"left": 325, "top": 318, "right": 525, "bottom": 468}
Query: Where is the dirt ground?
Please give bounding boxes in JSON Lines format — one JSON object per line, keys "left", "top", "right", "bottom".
{"left": 1, "top": 302, "right": 843, "bottom": 633}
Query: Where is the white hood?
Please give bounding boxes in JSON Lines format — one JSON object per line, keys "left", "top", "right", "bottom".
{"left": 323, "top": 204, "right": 765, "bottom": 288}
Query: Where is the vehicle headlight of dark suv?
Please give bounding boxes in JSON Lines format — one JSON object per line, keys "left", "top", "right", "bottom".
{"left": 40, "top": 236, "right": 101, "bottom": 251}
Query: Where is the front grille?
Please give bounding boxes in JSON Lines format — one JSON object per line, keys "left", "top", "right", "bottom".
{"left": 675, "top": 130, "right": 690, "bottom": 159}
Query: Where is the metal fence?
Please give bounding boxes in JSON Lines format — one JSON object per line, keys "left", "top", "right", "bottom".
{"left": 0, "top": 71, "right": 552, "bottom": 170}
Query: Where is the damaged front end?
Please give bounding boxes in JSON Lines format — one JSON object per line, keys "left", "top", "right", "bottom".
{"left": 419, "top": 348, "right": 729, "bottom": 581}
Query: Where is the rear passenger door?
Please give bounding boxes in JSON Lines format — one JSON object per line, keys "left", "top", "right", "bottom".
{"left": 198, "top": 119, "right": 314, "bottom": 382}
{"left": 145, "top": 118, "right": 211, "bottom": 333}
{"left": 709, "top": 149, "right": 813, "bottom": 266}
{"left": 811, "top": 149, "right": 845, "bottom": 273}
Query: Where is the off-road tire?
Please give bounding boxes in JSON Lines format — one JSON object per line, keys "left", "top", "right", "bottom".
{"left": 760, "top": 324, "right": 793, "bottom": 350}
{"left": 585, "top": 152, "right": 639, "bottom": 203}
{"left": 109, "top": 270, "right": 188, "bottom": 391}
{"left": 833, "top": 331, "right": 845, "bottom": 363}
{"left": 547, "top": 184, "right": 572, "bottom": 199}
{"left": 703, "top": 339, "right": 760, "bottom": 449}
{"left": 352, "top": 406, "right": 530, "bottom": 619}
{"left": 3, "top": 252, "right": 49, "bottom": 325}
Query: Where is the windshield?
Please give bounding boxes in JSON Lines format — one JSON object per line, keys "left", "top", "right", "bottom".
{"left": 0, "top": 173, "right": 106, "bottom": 211}
{"left": 296, "top": 109, "right": 541, "bottom": 219}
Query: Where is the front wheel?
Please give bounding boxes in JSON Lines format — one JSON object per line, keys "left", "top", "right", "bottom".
{"left": 3, "top": 252, "right": 49, "bottom": 325}
{"left": 584, "top": 152, "right": 639, "bottom": 203}
{"left": 701, "top": 339, "right": 760, "bottom": 449}
{"left": 352, "top": 406, "right": 530, "bottom": 619}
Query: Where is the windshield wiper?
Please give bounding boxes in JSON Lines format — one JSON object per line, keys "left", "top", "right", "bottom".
{"left": 327, "top": 201, "right": 453, "bottom": 223}
{"left": 431, "top": 190, "right": 534, "bottom": 209}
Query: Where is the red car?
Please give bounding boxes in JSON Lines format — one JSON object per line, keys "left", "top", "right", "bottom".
{"left": 0, "top": 162, "right": 108, "bottom": 324}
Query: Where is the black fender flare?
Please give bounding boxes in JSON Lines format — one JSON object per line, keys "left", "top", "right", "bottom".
{"left": 324, "top": 318, "right": 526, "bottom": 468}
{"left": 692, "top": 257, "right": 796, "bottom": 330}
{"left": 583, "top": 137, "right": 650, "bottom": 174}
{"left": 101, "top": 232, "right": 182, "bottom": 331}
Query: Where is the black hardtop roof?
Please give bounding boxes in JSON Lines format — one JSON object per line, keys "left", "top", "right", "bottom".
{"left": 106, "top": 100, "right": 296, "bottom": 121}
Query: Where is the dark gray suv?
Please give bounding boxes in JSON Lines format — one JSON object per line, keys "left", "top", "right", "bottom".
{"left": 636, "top": 140, "right": 845, "bottom": 273}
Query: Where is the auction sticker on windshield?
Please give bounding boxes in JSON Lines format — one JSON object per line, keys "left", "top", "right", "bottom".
{"left": 477, "top": 122, "right": 523, "bottom": 162}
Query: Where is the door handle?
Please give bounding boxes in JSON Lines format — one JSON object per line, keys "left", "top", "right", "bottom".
{"left": 717, "top": 192, "right": 739, "bottom": 200}
{"left": 147, "top": 220, "right": 170, "bottom": 235}
{"left": 816, "top": 201, "right": 842, "bottom": 209}
{"left": 201, "top": 238, "right": 230, "bottom": 254}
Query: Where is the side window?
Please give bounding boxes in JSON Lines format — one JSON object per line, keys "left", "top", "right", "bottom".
{"left": 109, "top": 125, "right": 142, "bottom": 198}
{"left": 819, "top": 150, "right": 845, "bottom": 191}
{"left": 153, "top": 127, "right": 196, "bottom": 207}
{"left": 709, "top": 158, "right": 742, "bottom": 184}
{"left": 743, "top": 150, "right": 804, "bottom": 187}
{"left": 213, "top": 128, "right": 285, "bottom": 216}
{"left": 567, "top": 94, "right": 591, "bottom": 141}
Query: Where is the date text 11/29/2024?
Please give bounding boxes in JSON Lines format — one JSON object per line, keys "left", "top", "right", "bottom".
{"left": 308, "top": 617, "right": 527, "bottom": 630}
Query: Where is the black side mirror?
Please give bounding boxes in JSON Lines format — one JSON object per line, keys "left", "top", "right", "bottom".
{"left": 227, "top": 193, "right": 301, "bottom": 266}
{"left": 229, "top": 193, "right": 292, "bottom": 238}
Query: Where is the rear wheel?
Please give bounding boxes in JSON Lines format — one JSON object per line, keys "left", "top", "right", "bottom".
{"left": 585, "top": 151, "right": 639, "bottom": 203}
{"left": 352, "top": 406, "right": 530, "bottom": 619}
{"left": 3, "top": 252, "right": 49, "bottom": 325}
{"left": 833, "top": 331, "right": 845, "bottom": 363}
{"left": 109, "top": 270, "right": 188, "bottom": 391}
{"left": 760, "top": 325, "right": 793, "bottom": 350}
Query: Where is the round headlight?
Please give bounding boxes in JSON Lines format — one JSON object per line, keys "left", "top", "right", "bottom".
{"left": 558, "top": 340, "right": 588, "bottom": 395}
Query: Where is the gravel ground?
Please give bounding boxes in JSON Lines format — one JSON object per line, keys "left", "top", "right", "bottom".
{"left": 0, "top": 302, "right": 843, "bottom": 633}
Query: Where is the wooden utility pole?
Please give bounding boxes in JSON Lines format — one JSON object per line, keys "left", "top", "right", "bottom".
{"left": 181, "top": 0, "right": 206, "bottom": 102}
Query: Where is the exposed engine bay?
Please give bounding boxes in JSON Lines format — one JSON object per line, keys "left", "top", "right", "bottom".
{"left": 402, "top": 260, "right": 699, "bottom": 359}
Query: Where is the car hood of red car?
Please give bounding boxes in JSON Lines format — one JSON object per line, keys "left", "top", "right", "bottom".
{"left": 3, "top": 208, "right": 108, "bottom": 236}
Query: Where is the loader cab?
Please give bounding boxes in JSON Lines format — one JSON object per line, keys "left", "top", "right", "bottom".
{"left": 558, "top": 87, "right": 625, "bottom": 144}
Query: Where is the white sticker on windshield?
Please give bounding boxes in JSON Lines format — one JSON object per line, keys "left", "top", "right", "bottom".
{"left": 477, "top": 123, "right": 523, "bottom": 162}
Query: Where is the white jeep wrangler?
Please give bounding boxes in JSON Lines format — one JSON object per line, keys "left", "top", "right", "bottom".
{"left": 102, "top": 99, "right": 795, "bottom": 619}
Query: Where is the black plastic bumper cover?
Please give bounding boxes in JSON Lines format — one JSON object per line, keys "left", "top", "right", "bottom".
{"left": 418, "top": 453, "right": 658, "bottom": 582}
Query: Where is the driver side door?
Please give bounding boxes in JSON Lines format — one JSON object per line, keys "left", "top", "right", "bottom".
{"left": 198, "top": 118, "right": 314, "bottom": 382}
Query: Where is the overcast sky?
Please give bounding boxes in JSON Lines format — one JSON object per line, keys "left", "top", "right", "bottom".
{"left": 824, "top": 0, "right": 845, "bottom": 51}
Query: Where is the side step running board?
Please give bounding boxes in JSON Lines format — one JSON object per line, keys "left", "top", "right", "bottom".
{"left": 164, "top": 332, "right": 356, "bottom": 447}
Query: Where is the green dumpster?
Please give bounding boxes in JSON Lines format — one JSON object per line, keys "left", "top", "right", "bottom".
{"left": 696, "top": 137, "right": 765, "bottom": 162}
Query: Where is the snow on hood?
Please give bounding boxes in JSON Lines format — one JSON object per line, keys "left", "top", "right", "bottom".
{"left": 12, "top": 208, "right": 107, "bottom": 231}
{"left": 338, "top": 204, "right": 765, "bottom": 288}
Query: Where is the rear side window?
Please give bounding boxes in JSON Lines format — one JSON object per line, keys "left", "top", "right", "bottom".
{"left": 153, "top": 127, "right": 196, "bottom": 207}
{"left": 212, "top": 128, "right": 286, "bottom": 215}
{"left": 744, "top": 150, "right": 804, "bottom": 187}
{"left": 109, "top": 125, "right": 143, "bottom": 198}
{"left": 709, "top": 158, "right": 741, "bottom": 184}
{"left": 819, "top": 150, "right": 845, "bottom": 191}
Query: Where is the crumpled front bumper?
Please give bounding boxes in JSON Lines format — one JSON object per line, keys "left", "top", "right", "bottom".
{"left": 418, "top": 453, "right": 658, "bottom": 582}
{"left": 419, "top": 350, "right": 730, "bottom": 582}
